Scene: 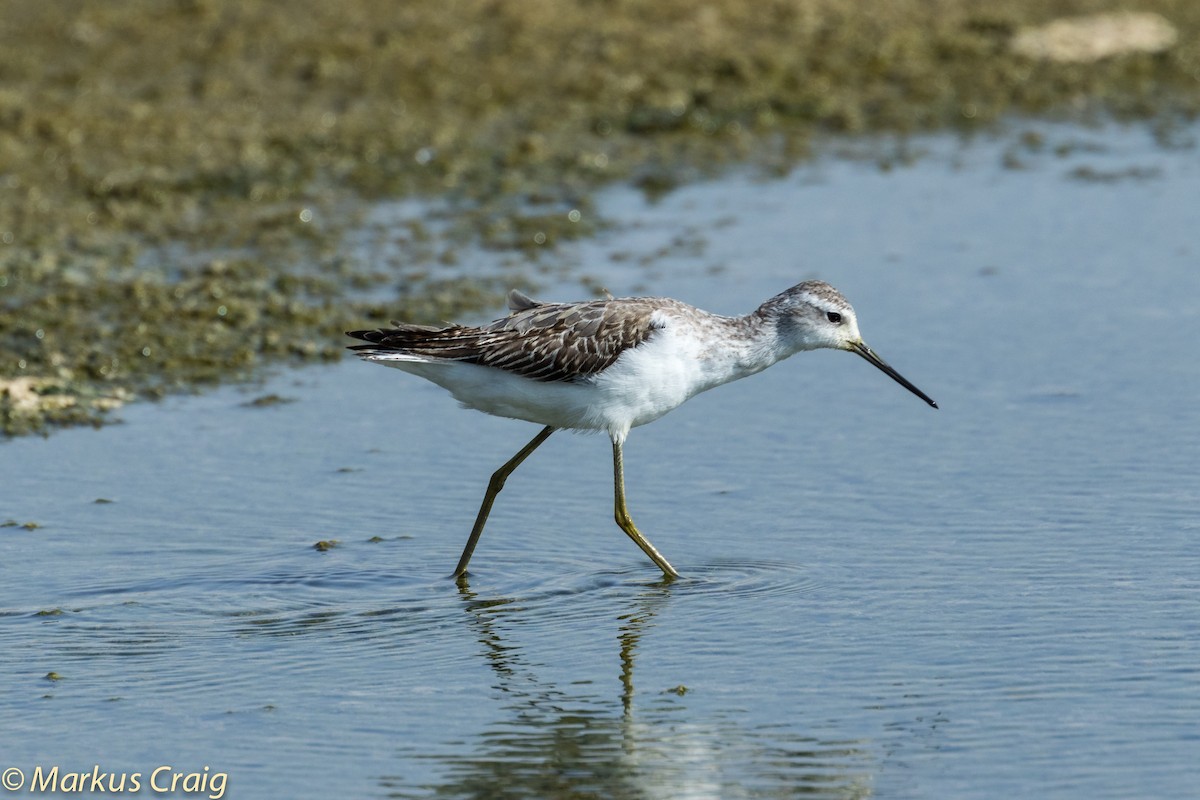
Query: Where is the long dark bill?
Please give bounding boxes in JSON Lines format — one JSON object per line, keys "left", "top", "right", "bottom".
{"left": 851, "top": 342, "right": 938, "bottom": 409}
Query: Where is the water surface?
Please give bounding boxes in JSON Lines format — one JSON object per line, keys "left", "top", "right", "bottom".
{"left": 3, "top": 123, "right": 1198, "bottom": 798}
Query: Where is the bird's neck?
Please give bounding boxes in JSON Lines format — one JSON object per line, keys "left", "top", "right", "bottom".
{"left": 699, "top": 311, "right": 799, "bottom": 385}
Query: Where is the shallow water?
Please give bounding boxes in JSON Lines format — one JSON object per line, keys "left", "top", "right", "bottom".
{"left": 3, "top": 123, "right": 1199, "bottom": 798}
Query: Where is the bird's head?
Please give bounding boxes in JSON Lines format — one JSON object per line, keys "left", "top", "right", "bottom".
{"left": 768, "top": 280, "right": 938, "bottom": 409}
{"left": 771, "top": 280, "right": 863, "bottom": 351}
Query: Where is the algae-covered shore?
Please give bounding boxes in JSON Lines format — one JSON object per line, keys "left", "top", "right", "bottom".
{"left": 2, "top": 0, "right": 1198, "bottom": 434}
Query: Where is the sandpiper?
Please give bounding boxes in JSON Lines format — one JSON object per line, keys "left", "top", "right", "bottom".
{"left": 347, "top": 281, "right": 936, "bottom": 578}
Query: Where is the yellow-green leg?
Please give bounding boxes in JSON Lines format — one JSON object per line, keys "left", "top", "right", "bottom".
{"left": 453, "top": 425, "right": 555, "bottom": 578}
{"left": 612, "top": 437, "right": 679, "bottom": 578}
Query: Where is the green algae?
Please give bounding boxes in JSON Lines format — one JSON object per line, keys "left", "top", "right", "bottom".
{"left": 242, "top": 393, "right": 296, "bottom": 408}
{"left": 2, "top": 0, "right": 1199, "bottom": 434}
{"left": 2, "top": 519, "right": 42, "bottom": 530}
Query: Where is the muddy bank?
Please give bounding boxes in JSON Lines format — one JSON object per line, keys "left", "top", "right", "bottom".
{"left": 2, "top": 0, "right": 1198, "bottom": 434}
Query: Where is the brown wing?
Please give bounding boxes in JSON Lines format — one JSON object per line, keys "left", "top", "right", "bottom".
{"left": 347, "top": 297, "right": 665, "bottom": 383}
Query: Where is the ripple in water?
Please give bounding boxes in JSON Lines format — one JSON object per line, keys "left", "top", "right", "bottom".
{"left": 441, "top": 557, "right": 822, "bottom": 636}
{"left": 666, "top": 558, "right": 823, "bottom": 600}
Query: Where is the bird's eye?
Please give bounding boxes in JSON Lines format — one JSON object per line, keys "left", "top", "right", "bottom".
{"left": 826, "top": 311, "right": 842, "bottom": 324}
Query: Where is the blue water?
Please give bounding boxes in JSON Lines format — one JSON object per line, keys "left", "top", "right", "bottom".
{"left": 3, "top": 123, "right": 1198, "bottom": 798}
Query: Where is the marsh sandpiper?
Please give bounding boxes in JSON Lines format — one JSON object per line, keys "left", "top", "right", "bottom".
{"left": 348, "top": 281, "right": 936, "bottom": 578}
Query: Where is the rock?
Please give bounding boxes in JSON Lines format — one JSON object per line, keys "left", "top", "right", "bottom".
{"left": 1011, "top": 12, "right": 1177, "bottom": 63}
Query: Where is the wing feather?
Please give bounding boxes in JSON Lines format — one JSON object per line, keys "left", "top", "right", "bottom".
{"left": 346, "top": 295, "right": 666, "bottom": 383}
